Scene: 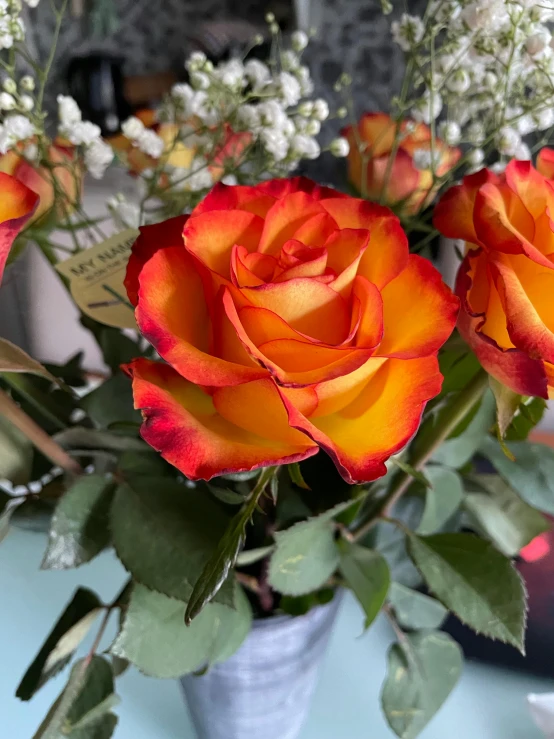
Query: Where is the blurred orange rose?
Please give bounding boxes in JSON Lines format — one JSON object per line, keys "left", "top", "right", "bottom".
{"left": 0, "top": 143, "right": 81, "bottom": 225}
{"left": 0, "top": 172, "right": 39, "bottom": 285}
{"left": 343, "top": 113, "right": 461, "bottom": 215}
{"left": 537, "top": 147, "right": 554, "bottom": 180}
{"left": 434, "top": 160, "right": 554, "bottom": 399}
{"left": 124, "top": 177, "right": 458, "bottom": 483}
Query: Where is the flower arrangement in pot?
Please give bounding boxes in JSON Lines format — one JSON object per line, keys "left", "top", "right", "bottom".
{"left": 2, "top": 2, "right": 554, "bottom": 739}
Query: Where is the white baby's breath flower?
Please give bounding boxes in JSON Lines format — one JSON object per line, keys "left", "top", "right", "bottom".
{"left": 216, "top": 59, "right": 245, "bottom": 88}
{"left": 281, "top": 50, "right": 300, "bottom": 72}
{"left": 122, "top": 116, "right": 145, "bottom": 140}
{"left": 236, "top": 103, "right": 260, "bottom": 132}
{"left": 20, "top": 94, "right": 33, "bottom": 111}
{"left": 497, "top": 126, "right": 521, "bottom": 156}
{"left": 515, "top": 113, "right": 535, "bottom": 136}
{"left": 312, "top": 99, "right": 330, "bottom": 121}
{"left": 57, "top": 94, "right": 81, "bottom": 127}
{"left": 297, "top": 101, "right": 313, "bottom": 117}
{"left": 244, "top": 59, "right": 271, "bottom": 90}
{"left": 413, "top": 148, "right": 434, "bottom": 170}
{"left": 438, "top": 120, "right": 461, "bottom": 145}
{"left": 65, "top": 120, "right": 101, "bottom": 146}
{"left": 0, "top": 114, "right": 35, "bottom": 153}
{"left": 279, "top": 71, "right": 302, "bottom": 107}
{"left": 467, "top": 148, "right": 485, "bottom": 167}
{"left": 20, "top": 75, "right": 34, "bottom": 91}
{"left": 446, "top": 69, "right": 470, "bottom": 93}
{"left": 526, "top": 30, "right": 551, "bottom": 56}
{"left": 221, "top": 174, "right": 238, "bottom": 186}
{"left": 0, "top": 91, "right": 15, "bottom": 110}
{"left": 291, "top": 30, "right": 309, "bottom": 51}
{"left": 2, "top": 77, "right": 15, "bottom": 93}
{"left": 84, "top": 138, "right": 113, "bottom": 179}
{"left": 391, "top": 13, "right": 424, "bottom": 52}
{"left": 185, "top": 50, "right": 207, "bottom": 73}
{"left": 291, "top": 133, "right": 320, "bottom": 159}
{"left": 260, "top": 128, "right": 289, "bottom": 161}
{"left": 136, "top": 129, "right": 164, "bottom": 158}
{"left": 515, "top": 142, "right": 531, "bottom": 159}
{"left": 23, "top": 141, "right": 37, "bottom": 161}
{"left": 304, "top": 118, "right": 321, "bottom": 136}
{"left": 190, "top": 71, "right": 210, "bottom": 90}
{"left": 412, "top": 92, "right": 442, "bottom": 124}
{"left": 329, "top": 136, "right": 350, "bottom": 157}
{"left": 296, "top": 65, "right": 314, "bottom": 95}
{"left": 466, "top": 121, "right": 485, "bottom": 145}
{"left": 23, "top": 0, "right": 40, "bottom": 6}
{"left": 107, "top": 194, "right": 141, "bottom": 229}
{"left": 535, "top": 108, "right": 554, "bottom": 130}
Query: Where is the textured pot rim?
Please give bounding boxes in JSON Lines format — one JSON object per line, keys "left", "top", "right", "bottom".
{"left": 249, "top": 589, "right": 341, "bottom": 631}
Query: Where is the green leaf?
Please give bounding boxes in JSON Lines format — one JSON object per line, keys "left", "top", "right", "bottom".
{"left": 43, "top": 352, "right": 87, "bottom": 389}
{"left": 110, "top": 479, "right": 235, "bottom": 606}
{"left": 280, "top": 588, "right": 335, "bottom": 616}
{"left": 117, "top": 450, "right": 174, "bottom": 480}
{"left": 0, "top": 414, "right": 33, "bottom": 484}
{"left": 505, "top": 397, "right": 546, "bottom": 441}
{"left": 269, "top": 519, "right": 339, "bottom": 596}
{"left": 382, "top": 631, "right": 463, "bottom": 739}
{"left": 0, "top": 337, "right": 60, "bottom": 385}
{"left": 407, "top": 532, "right": 527, "bottom": 651}
{"left": 339, "top": 543, "right": 389, "bottom": 628}
{"left": 208, "top": 484, "right": 247, "bottom": 506}
{"left": 464, "top": 475, "right": 549, "bottom": 557}
{"left": 32, "top": 656, "right": 117, "bottom": 739}
{"left": 111, "top": 583, "right": 251, "bottom": 678}
{"left": 236, "top": 545, "right": 275, "bottom": 566}
{"left": 489, "top": 376, "right": 522, "bottom": 438}
{"left": 432, "top": 390, "right": 495, "bottom": 468}
{"left": 481, "top": 437, "right": 554, "bottom": 515}
{"left": 390, "top": 458, "right": 430, "bottom": 487}
{"left": 388, "top": 583, "right": 447, "bottom": 630}
{"left": 41, "top": 475, "right": 115, "bottom": 570}
{"left": 17, "top": 588, "right": 102, "bottom": 701}
{"left": 80, "top": 316, "right": 140, "bottom": 375}
{"left": 53, "top": 427, "right": 147, "bottom": 453}
{"left": 81, "top": 374, "right": 140, "bottom": 428}
{"left": 185, "top": 467, "right": 276, "bottom": 624}
{"left": 417, "top": 466, "right": 464, "bottom": 535}
{"left": 439, "top": 347, "right": 481, "bottom": 395}
{"left": 288, "top": 462, "right": 310, "bottom": 489}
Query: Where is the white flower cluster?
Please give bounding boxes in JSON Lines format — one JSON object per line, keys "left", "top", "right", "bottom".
{"left": 0, "top": 113, "right": 34, "bottom": 153}
{"left": 0, "top": 0, "right": 28, "bottom": 50}
{"left": 121, "top": 116, "right": 164, "bottom": 159}
{"left": 107, "top": 193, "right": 141, "bottom": 229}
{"left": 154, "top": 31, "right": 340, "bottom": 184}
{"left": 389, "top": 0, "right": 554, "bottom": 168}
{"left": 57, "top": 95, "right": 113, "bottom": 178}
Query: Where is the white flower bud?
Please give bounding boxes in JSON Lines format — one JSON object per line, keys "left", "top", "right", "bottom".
{"left": 291, "top": 133, "right": 320, "bottom": 159}
{"left": 466, "top": 121, "right": 485, "bottom": 145}
{"left": 526, "top": 31, "right": 551, "bottom": 57}
{"left": 20, "top": 75, "right": 34, "bottom": 91}
{"left": 337, "top": 106, "right": 348, "bottom": 119}
{"left": 265, "top": 12, "right": 275, "bottom": 23}
{"left": 297, "top": 101, "right": 314, "bottom": 117}
{"left": 291, "top": 30, "right": 308, "bottom": 52}
{"left": 515, "top": 142, "right": 531, "bottom": 160}
{"left": 391, "top": 13, "right": 424, "bottom": 52}
{"left": 330, "top": 137, "right": 350, "bottom": 157}
{"left": 253, "top": 33, "right": 264, "bottom": 46}
{"left": 535, "top": 108, "right": 554, "bottom": 130}
{"left": 85, "top": 138, "right": 113, "bottom": 179}
{"left": 312, "top": 99, "right": 330, "bottom": 121}
{"left": 57, "top": 95, "right": 81, "bottom": 127}
{"left": 438, "top": 120, "right": 461, "bottom": 146}
{"left": 497, "top": 126, "right": 521, "bottom": 156}
{"left": 446, "top": 69, "right": 470, "bottom": 94}
{"left": 304, "top": 118, "right": 321, "bottom": 135}
{"left": 413, "top": 148, "right": 434, "bottom": 170}
{"left": 0, "top": 92, "right": 16, "bottom": 110}
{"left": 3, "top": 77, "right": 15, "bottom": 93}
{"left": 515, "top": 114, "right": 535, "bottom": 136}
{"left": 467, "top": 148, "right": 485, "bottom": 167}
{"left": 185, "top": 50, "right": 207, "bottom": 73}
{"left": 23, "top": 142, "right": 38, "bottom": 161}
{"left": 20, "top": 94, "right": 33, "bottom": 111}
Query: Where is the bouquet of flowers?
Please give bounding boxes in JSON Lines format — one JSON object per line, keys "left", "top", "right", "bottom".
{"left": 2, "top": 1, "right": 554, "bottom": 738}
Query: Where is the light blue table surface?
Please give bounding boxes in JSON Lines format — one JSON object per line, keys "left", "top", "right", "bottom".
{"left": 2, "top": 527, "right": 552, "bottom": 739}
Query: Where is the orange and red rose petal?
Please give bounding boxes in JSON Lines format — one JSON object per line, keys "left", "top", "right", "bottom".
{"left": 125, "top": 358, "right": 318, "bottom": 480}
{"left": 0, "top": 172, "right": 39, "bottom": 286}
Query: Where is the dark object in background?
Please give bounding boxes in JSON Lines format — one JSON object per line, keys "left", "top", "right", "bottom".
{"left": 67, "top": 54, "right": 132, "bottom": 137}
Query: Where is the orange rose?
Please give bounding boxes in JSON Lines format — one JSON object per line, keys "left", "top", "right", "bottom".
{"left": 0, "top": 172, "right": 39, "bottom": 285}
{"left": 0, "top": 143, "right": 81, "bottom": 225}
{"left": 124, "top": 177, "right": 458, "bottom": 482}
{"left": 343, "top": 113, "right": 461, "bottom": 215}
{"left": 434, "top": 160, "right": 554, "bottom": 398}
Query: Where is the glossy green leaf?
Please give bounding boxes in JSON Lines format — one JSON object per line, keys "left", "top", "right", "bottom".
{"left": 41, "top": 475, "right": 115, "bottom": 570}
{"left": 339, "top": 543, "right": 389, "bottom": 628}
{"left": 382, "top": 631, "right": 463, "bottom": 739}
{"left": 464, "top": 475, "right": 548, "bottom": 557}
{"left": 111, "top": 583, "right": 251, "bottom": 678}
{"left": 236, "top": 545, "right": 275, "bottom": 567}
{"left": 417, "top": 466, "right": 464, "bottom": 535}
{"left": 388, "top": 583, "right": 447, "bottom": 630}
{"left": 505, "top": 397, "right": 546, "bottom": 441}
{"left": 407, "top": 532, "right": 526, "bottom": 651}
{"left": 53, "top": 427, "right": 147, "bottom": 453}
{"left": 0, "top": 337, "right": 60, "bottom": 384}
{"left": 288, "top": 462, "right": 310, "bottom": 489}
{"left": 481, "top": 437, "right": 554, "bottom": 515}
{"left": 111, "top": 479, "right": 234, "bottom": 606}
{"left": 390, "top": 458, "right": 430, "bottom": 487}
{"left": 17, "top": 587, "right": 102, "bottom": 701}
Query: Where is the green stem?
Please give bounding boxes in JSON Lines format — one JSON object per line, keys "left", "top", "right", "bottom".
{"left": 350, "top": 368, "right": 489, "bottom": 542}
{"left": 37, "top": 0, "right": 69, "bottom": 110}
